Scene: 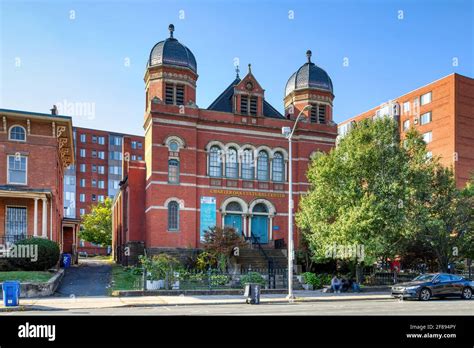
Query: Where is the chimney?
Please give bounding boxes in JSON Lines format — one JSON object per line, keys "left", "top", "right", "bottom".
{"left": 50, "top": 105, "right": 58, "bottom": 115}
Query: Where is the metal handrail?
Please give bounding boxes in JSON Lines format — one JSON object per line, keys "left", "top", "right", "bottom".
{"left": 248, "top": 232, "right": 276, "bottom": 288}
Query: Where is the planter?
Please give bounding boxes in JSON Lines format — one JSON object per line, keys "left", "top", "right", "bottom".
{"left": 146, "top": 279, "right": 164, "bottom": 290}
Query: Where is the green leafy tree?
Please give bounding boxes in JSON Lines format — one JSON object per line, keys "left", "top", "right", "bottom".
{"left": 298, "top": 117, "right": 473, "bottom": 274}
{"left": 407, "top": 168, "right": 474, "bottom": 271}
{"left": 297, "top": 118, "right": 411, "bottom": 269}
{"left": 79, "top": 198, "right": 112, "bottom": 246}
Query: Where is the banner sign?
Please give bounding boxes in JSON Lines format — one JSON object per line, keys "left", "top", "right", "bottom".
{"left": 200, "top": 196, "right": 216, "bottom": 241}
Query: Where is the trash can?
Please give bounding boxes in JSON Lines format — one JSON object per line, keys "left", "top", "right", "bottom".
{"left": 244, "top": 283, "right": 261, "bottom": 304}
{"left": 2, "top": 281, "right": 20, "bottom": 307}
{"left": 62, "top": 253, "right": 72, "bottom": 268}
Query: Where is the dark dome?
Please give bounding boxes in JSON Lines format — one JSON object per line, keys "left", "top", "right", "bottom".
{"left": 285, "top": 50, "right": 333, "bottom": 96}
{"left": 148, "top": 24, "right": 197, "bottom": 73}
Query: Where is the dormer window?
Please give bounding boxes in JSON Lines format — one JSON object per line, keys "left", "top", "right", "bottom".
{"left": 240, "top": 96, "right": 258, "bottom": 116}
{"left": 165, "top": 83, "right": 185, "bottom": 106}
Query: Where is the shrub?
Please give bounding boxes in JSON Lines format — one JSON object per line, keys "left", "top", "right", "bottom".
{"left": 195, "top": 251, "right": 218, "bottom": 271}
{"left": 139, "top": 253, "right": 180, "bottom": 280}
{"left": 10, "top": 238, "right": 60, "bottom": 271}
{"left": 301, "top": 272, "right": 332, "bottom": 289}
{"left": 240, "top": 272, "right": 265, "bottom": 287}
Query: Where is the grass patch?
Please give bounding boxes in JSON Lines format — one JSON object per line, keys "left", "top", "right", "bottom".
{"left": 109, "top": 264, "right": 142, "bottom": 293}
{"left": 0, "top": 271, "right": 53, "bottom": 283}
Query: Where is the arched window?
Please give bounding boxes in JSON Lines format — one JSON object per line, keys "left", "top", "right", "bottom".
{"left": 209, "top": 146, "right": 222, "bottom": 177}
{"left": 168, "top": 159, "right": 179, "bottom": 184}
{"left": 9, "top": 126, "right": 26, "bottom": 141}
{"left": 257, "top": 151, "right": 269, "bottom": 181}
{"left": 168, "top": 201, "right": 179, "bottom": 231}
{"left": 253, "top": 203, "right": 268, "bottom": 213}
{"left": 226, "top": 201, "right": 243, "bottom": 212}
{"left": 272, "top": 152, "right": 284, "bottom": 182}
{"left": 241, "top": 149, "right": 254, "bottom": 180}
{"left": 225, "top": 148, "right": 238, "bottom": 178}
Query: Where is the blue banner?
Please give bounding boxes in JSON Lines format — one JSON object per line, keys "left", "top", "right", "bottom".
{"left": 200, "top": 196, "right": 216, "bottom": 241}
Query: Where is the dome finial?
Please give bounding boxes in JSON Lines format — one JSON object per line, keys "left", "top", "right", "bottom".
{"left": 168, "top": 24, "right": 175, "bottom": 38}
{"left": 306, "top": 50, "right": 312, "bottom": 63}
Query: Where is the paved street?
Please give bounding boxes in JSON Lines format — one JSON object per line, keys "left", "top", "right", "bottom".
{"left": 54, "top": 259, "right": 111, "bottom": 297}
{"left": 4, "top": 297, "right": 473, "bottom": 316}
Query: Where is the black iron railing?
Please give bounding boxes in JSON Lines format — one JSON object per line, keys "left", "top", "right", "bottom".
{"left": 247, "top": 232, "right": 276, "bottom": 289}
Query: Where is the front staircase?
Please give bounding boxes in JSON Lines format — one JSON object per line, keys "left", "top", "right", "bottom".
{"left": 236, "top": 246, "right": 303, "bottom": 290}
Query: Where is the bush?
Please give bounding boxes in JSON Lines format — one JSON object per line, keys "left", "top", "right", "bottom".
{"left": 240, "top": 272, "right": 265, "bottom": 287}
{"left": 10, "top": 238, "right": 60, "bottom": 271}
{"left": 302, "top": 272, "right": 332, "bottom": 289}
{"left": 139, "top": 253, "right": 181, "bottom": 280}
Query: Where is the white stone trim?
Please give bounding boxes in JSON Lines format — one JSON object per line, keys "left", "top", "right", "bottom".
{"left": 152, "top": 118, "right": 336, "bottom": 143}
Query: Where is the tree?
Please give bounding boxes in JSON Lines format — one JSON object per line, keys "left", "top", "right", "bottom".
{"left": 297, "top": 117, "right": 473, "bottom": 274}
{"left": 407, "top": 168, "right": 474, "bottom": 271}
{"left": 297, "top": 117, "right": 411, "bottom": 271}
{"left": 202, "top": 226, "right": 246, "bottom": 271}
{"left": 79, "top": 198, "right": 112, "bottom": 246}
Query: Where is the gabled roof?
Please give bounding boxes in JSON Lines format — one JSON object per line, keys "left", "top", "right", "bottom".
{"left": 207, "top": 77, "right": 241, "bottom": 112}
{"left": 207, "top": 77, "right": 285, "bottom": 119}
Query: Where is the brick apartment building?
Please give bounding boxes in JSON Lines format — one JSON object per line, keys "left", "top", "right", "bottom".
{"left": 112, "top": 24, "right": 338, "bottom": 264}
{"left": 64, "top": 127, "right": 144, "bottom": 255}
{"left": 338, "top": 73, "right": 474, "bottom": 187}
{"left": 0, "top": 108, "right": 80, "bottom": 260}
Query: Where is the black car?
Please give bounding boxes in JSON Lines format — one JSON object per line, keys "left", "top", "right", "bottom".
{"left": 391, "top": 273, "right": 473, "bottom": 301}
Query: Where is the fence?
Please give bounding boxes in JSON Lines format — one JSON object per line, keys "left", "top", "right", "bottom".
{"left": 143, "top": 267, "right": 289, "bottom": 291}
{"left": 362, "top": 272, "right": 419, "bottom": 286}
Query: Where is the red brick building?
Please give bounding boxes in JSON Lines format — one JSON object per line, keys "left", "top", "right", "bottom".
{"left": 338, "top": 73, "right": 474, "bottom": 187}
{"left": 64, "top": 127, "right": 144, "bottom": 255}
{"left": 112, "top": 25, "right": 338, "bottom": 263}
{"left": 0, "top": 108, "right": 80, "bottom": 259}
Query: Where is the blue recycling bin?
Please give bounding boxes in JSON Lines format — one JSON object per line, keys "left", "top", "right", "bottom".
{"left": 62, "top": 253, "right": 72, "bottom": 268}
{"left": 3, "top": 281, "right": 20, "bottom": 307}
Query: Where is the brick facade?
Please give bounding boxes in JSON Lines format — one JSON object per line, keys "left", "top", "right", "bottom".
{"left": 0, "top": 108, "right": 79, "bottom": 258}
{"left": 112, "top": 26, "right": 338, "bottom": 261}
{"left": 338, "top": 73, "right": 474, "bottom": 187}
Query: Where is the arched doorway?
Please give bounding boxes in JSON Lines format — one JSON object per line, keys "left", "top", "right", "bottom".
{"left": 251, "top": 203, "right": 268, "bottom": 244}
{"left": 223, "top": 201, "right": 243, "bottom": 235}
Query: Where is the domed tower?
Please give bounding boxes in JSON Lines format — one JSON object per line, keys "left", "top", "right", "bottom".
{"left": 284, "top": 50, "right": 334, "bottom": 124}
{"left": 144, "top": 24, "right": 198, "bottom": 110}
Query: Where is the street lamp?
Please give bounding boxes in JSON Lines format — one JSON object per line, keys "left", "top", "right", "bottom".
{"left": 282, "top": 104, "right": 312, "bottom": 301}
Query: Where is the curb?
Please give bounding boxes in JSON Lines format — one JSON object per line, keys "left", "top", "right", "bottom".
{"left": 0, "top": 269, "right": 65, "bottom": 299}
{"left": 0, "top": 294, "right": 391, "bottom": 312}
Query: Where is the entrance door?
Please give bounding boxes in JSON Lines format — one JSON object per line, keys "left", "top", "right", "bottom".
{"left": 251, "top": 216, "right": 268, "bottom": 244}
{"left": 224, "top": 214, "right": 242, "bottom": 235}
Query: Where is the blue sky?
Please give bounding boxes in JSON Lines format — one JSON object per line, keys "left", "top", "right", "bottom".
{"left": 1, "top": 0, "right": 473, "bottom": 135}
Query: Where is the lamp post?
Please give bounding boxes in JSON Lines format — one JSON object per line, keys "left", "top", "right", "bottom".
{"left": 282, "top": 104, "right": 312, "bottom": 301}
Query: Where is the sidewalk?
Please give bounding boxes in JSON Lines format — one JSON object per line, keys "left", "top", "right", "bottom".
{"left": 0, "top": 290, "right": 391, "bottom": 312}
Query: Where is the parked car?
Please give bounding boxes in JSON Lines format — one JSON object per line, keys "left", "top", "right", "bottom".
{"left": 391, "top": 273, "right": 473, "bottom": 301}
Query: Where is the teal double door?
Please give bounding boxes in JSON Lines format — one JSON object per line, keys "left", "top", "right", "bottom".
{"left": 224, "top": 214, "right": 242, "bottom": 235}
{"left": 251, "top": 215, "right": 268, "bottom": 244}
{"left": 224, "top": 214, "right": 268, "bottom": 244}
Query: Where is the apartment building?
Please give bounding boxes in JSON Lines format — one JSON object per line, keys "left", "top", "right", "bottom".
{"left": 338, "top": 73, "right": 474, "bottom": 187}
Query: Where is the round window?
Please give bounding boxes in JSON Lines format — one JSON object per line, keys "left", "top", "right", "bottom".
{"left": 169, "top": 141, "right": 179, "bottom": 151}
